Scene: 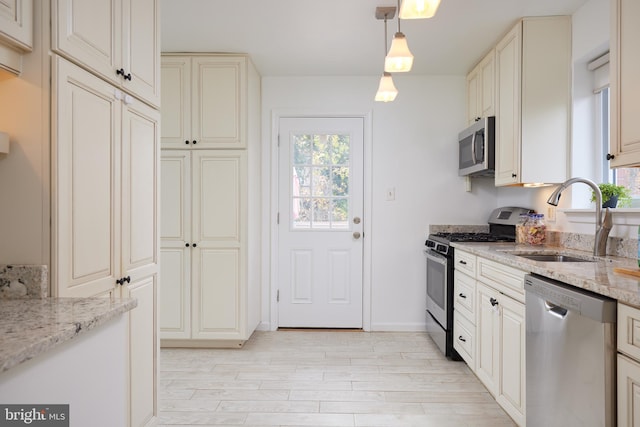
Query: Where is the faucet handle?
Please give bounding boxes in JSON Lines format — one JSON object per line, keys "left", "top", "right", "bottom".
{"left": 602, "top": 207, "right": 613, "bottom": 231}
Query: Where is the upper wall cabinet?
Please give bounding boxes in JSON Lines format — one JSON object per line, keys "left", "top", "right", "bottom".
{"left": 0, "top": 0, "right": 32, "bottom": 75}
{"left": 610, "top": 0, "right": 640, "bottom": 168}
{"left": 52, "top": 0, "right": 160, "bottom": 108}
{"left": 466, "top": 49, "right": 495, "bottom": 126}
{"left": 494, "top": 17, "right": 571, "bottom": 186}
{"left": 0, "top": 0, "right": 32, "bottom": 51}
{"left": 161, "top": 54, "right": 248, "bottom": 149}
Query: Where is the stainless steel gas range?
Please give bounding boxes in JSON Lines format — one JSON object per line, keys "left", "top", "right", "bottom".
{"left": 423, "top": 207, "right": 532, "bottom": 359}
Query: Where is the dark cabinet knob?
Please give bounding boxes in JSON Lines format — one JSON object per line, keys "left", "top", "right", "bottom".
{"left": 490, "top": 297, "right": 499, "bottom": 307}
{"left": 511, "top": 173, "right": 517, "bottom": 178}
{"left": 124, "top": 73, "right": 132, "bottom": 81}
{"left": 185, "top": 140, "right": 190, "bottom": 145}
{"left": 116, "top": 278, "right": 123, "bottom": 285}
{"left": 606, "top": 153, "right": 615, "bottom": 160}
{"left": 192, "top": 140, "right": 197, "bottom": 145}
{"left": 124, "top": 276, "right": 131, "bottom": 283}
{"left": 192, "top": 243, "right": 197, "bottom": 248}
{"left": 185, "top": 243, "right": 190, "bottom": 247}
{"left": 116, "top": 68, "right": 126, "bottom": 77}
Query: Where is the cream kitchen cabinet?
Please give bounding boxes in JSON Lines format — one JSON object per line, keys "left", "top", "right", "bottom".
{"left": 466, "top": 49, "right": 495, "bottom": 126}
{"left": 0, "top": 0, "right": 32, "bottom": 51}
{"left": 161, "top": 54, "right": 251, "bottom": 149}
{"left": 453, "top": 250, "right": 477, "bottom": 370}
{"left": 618, "top": 303, "right": 640, "bottom": 425}
{"left": 53, "top": 56, "right": 159, "bottom": 427}
{"left": 52, "top": 0, "right": 160, "bottom": 107}
{"left": 475, "top": 258, "right": 526, "bottom": 427}
{"left": 494, "top": 16, "right": 571, "bottom": 186}
{"left": 160, "top": 150, "right": 254, "bottom": 346}
{"left": 610, "top": 0, "right": 640, "bottom": 167}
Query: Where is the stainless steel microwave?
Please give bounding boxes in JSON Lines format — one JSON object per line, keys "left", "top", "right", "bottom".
{"left": 458, "top": 116, "right": 495, "bottom": 177}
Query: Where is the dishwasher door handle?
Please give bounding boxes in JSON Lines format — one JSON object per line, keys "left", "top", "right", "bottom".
{"left": 544, "top": 301, "right": 568, "bottom": 319}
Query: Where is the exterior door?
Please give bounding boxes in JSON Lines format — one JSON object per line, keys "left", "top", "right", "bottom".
{"left": 278, "top": 117, "right": 364, "bottom": 328}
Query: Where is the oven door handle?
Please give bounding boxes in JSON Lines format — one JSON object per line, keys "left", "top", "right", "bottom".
{"left": 424, "top": 249, "right": 447, "bottom": 265}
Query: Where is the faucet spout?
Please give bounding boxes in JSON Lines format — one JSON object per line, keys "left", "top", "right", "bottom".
{"left": 546, "top": 177, "right": 610, "bottom": 256}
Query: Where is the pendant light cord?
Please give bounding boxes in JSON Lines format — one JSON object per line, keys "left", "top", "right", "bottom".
{"left": 383, "top": 14, "right": 388, "bottom": 55}
{"left": 397, "top": 0, "right": 402, "bottom": 33}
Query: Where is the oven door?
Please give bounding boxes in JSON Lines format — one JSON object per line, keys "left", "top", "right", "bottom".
{"left": 424, "top": 249, "right": 448, "bottom": 329}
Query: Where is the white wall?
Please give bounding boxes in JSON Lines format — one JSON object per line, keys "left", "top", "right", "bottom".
{"left": 261, "top": 75, "right": 498, "bottom": 331}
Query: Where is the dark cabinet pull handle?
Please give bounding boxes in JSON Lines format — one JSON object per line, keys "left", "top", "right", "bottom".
{"left": 116, "top": 68, "right": 126, "bottom": 77}
{"left": 124, "top": 276, "right": 131, "bottom": 283}
{"left": 185, "top": 140, "right": 190, "bottom": 145}
{"left": 192, "top": 140, "right": 197, "bottom": 145}
{"left": 185, "top": 243, "right": 190, "bottom": 247}
{"left": 459, "top": 260, "right": 467, "bottom": 265}
{"left": 116, "top": 278, "right": 123, "bottom": 285}
{"left": 606, "top": 153, "right": 615, "bottom": 160}
{"left": 459, "top": 293, "right": 467, "bottom": 299}
{"left": 511, "top": 173, "right": 517, "bottom": 178}
{"left": 490, "top": 297, "right": 499, "bottom": 307}
{"left": 192, "top": 243, "right": 197, "bottom": 248}
{"left": 124, "top": 72, "right": 132, "bottom": 81}
{"left": 458, "top": 336, "right": 466, "bottom": 342}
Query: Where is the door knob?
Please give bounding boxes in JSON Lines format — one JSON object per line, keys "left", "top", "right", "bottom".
{"left": 353, "top": 231, "right": 361, "bottom": 239}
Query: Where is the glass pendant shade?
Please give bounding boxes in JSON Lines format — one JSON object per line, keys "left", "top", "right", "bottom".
{"left": 399, "top": 0, "right": 441, "bottom": 19}
{"left": 384, "top": 32, "right": 414, "bottom": 72}
{"left": 375, "top": 72, "right": 398, "bottom": 102}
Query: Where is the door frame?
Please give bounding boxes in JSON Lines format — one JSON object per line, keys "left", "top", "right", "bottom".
{"left": 269, "top": 110, "right": 373, "bottom": 331}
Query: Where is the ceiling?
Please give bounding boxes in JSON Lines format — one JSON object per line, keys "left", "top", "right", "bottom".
{"left": 160, "top": 0, "right": 592, "bottom": 77}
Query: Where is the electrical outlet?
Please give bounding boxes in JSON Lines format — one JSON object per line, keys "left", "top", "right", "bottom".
{"left": 547, "top": 206, "right": 556, "bottom": 221}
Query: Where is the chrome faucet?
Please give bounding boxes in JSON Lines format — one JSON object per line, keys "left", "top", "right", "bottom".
{"left": 546, "top": 177, "right": 613, "bottom": 257}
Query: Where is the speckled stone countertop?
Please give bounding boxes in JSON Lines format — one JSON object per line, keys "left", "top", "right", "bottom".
{"left": 0, "top": 297, "right": 137, "bottom": 373}
{"left": 451, "top": 242, "right": 640, "bottom": 307}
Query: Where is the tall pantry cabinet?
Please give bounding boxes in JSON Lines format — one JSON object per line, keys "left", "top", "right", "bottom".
{"left": 159, "top": 54, "right": 261, "bottom": 347}
{"left": 0, "top": 1, "right": 161, "bottom": 426}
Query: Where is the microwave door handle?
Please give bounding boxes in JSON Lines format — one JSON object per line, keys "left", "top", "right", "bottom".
{"left": 471, "top": 131, "right": 478, "bottom": 164}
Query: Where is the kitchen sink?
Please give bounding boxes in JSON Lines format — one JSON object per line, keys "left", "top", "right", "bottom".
{"left": 514, "top": 253, "right": 596, "bottom": 263}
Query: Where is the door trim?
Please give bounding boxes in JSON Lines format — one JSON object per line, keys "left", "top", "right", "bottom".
{"left": 268, "top": 110, "right": 373, "bottom": 331}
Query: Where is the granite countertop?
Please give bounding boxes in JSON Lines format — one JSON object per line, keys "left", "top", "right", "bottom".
{"left": 451, "top": 242, "right": 640, "bottom": 307}
{"left": 0, "top": 297, "right": 137, "bottom": 373}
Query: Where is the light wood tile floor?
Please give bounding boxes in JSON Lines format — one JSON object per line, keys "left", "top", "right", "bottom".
{"left": 159, "top": 331, "right": 517, "bottom": 427}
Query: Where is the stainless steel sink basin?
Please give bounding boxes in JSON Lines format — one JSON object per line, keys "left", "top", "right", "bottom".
{"left": 515, "top": 253, "right": 595, "bottom": 262}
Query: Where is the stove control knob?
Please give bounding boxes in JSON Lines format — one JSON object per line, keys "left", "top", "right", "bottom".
{"left": 353, "top": 231, "right": 361, "bottom": 239}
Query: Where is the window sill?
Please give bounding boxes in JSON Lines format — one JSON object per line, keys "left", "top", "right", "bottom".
{"left": 560, "top": 208, "right": 640, "bottom": 225}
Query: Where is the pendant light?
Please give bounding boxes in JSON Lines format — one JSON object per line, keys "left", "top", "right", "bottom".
{"left": 399, "top": 0, "right": 441, "bottom": 19}
{"left": 375, "top": 7, "right": 398, "bottom": 102}
{"left": 384, "top": 0, "right": 414, "bottom": 73}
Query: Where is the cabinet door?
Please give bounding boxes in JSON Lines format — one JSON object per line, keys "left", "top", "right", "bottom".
{"left": 53, "top": 57, "right": 121, "bottom": 297}
{"left": 52, "top": 0, "right": 122, "bottom": 87}
{"left": 476, "top": 282, "right": 500, "bottom": 396}
{"left": 494, "top": 22, "right": 521, "bottom": 186}
{"left": 191, "top": 151, "right": 246, "bottom": 340}
{"left": 611, "top": 0, "right": 640, "bottom": 167}
{"left": 191, "top": 56, "right": 247, "bottom": 148}
{"left": 618, "top": 354, "right": 640, "bottom": 427}
{"left": 0, "top": 0, "right": 32, "bottom": 51}
{"left": 466, "top": 67, "right": 480, "bottom": 126}
{"left": 160, "top": 56, "right": 191, "bottom": 148}
{"left": 497, "top": 295, "right": 525, "bottom": 426}
{"left": 122, "top": 0, "right": 160, "bottom": 107}
{"left": 121, "top": 96, "right": 159, "bottom": 280}
{"left": 479, "top": 50, "right": 495, "bottom": 118}
{"left": 123, "top": 274, "right": 158, "bottom": 427}
{"left": 159, "top": 150, "right": 191, "bottom": 339}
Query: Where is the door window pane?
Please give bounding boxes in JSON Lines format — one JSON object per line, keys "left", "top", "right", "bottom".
{"left": 291, "top": 133, "right": 351, "bottom": 230}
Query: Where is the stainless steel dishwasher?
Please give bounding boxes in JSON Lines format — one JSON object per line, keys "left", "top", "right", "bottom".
{"left": 525, "top": 274, "right": 617, "bottom": 427}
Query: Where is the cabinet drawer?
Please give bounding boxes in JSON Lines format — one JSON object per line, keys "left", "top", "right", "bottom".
{"left": 454, "top": 250, "right": 476, "bottom": 277}
{"left": 618, "top": 303, "right": 640, "bottom": 360}
{"left": 453, "top": 312, "right": 475, "bottom": 371}
{"left": 477, "top": 257, "right": 526, "bottom": 303}
{"left": 454, "top": 272, "right": 475, "bottom": 321}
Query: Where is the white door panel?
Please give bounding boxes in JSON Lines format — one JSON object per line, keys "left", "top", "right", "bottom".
{"left": 278, "top": 117, "right": 364, "bottom": 328}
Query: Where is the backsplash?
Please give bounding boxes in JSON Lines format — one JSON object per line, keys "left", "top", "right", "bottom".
{"left": 0, "top": 265, "right": 48, "bottom": 299}
{"left": 546, "top": 231, "right": 637, "bottom": 259}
